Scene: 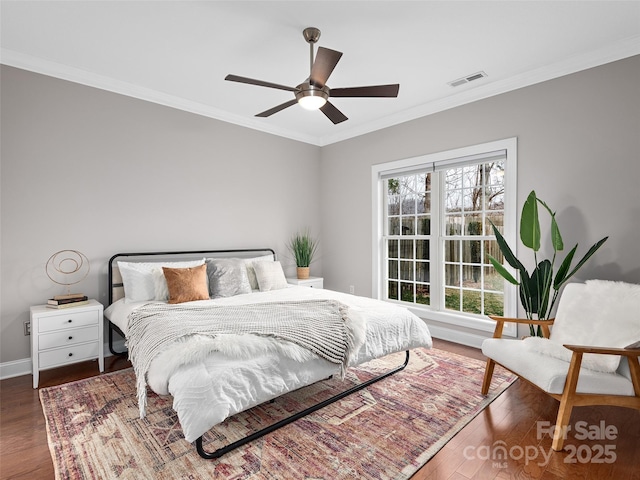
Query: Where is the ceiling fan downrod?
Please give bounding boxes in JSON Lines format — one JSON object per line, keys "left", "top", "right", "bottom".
{"left": 303, "top": 27, "right": 321, "bottom": 76}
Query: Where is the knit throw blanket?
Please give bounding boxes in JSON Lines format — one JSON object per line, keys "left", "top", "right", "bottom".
{"left": 127, "top": 300, "right": 354, "bottom": 417}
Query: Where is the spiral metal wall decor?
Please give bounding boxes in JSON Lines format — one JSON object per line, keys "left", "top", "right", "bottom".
{"left": 46, "top": 250, "right": 90, "bottom": 292}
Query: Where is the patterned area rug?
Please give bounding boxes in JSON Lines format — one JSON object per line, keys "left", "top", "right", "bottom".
{"left": 40, "top": 347, "right": 514, "bottom": 479}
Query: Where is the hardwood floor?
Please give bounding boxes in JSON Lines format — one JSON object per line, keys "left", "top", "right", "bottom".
{"left": 1, "top": 340, "right": 638, "bottom": 479}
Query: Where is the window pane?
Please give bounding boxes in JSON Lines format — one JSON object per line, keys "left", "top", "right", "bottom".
{"left": 417, "top": 216, "right": 431, "bottom": 235}
{"left": 487, "top": 191, "right": 504, "bottom": 211}
{"left": 416, "top": 261, "right": 429, "bottom": 282}
{"left": 388, "top": 217, "right": 400, "bottom": 235}
{"left": 416, "top": 193, "right": 430, "bottom": 214}
{"left": 388, "top": 281, "right": 399, "bottom": 300}
{"left": 416, "top": 284, "right": 430, "bottom": 305}
{"left": 388, "top": 239, "right": 399, "bottom": 259}
{"left": 400, "top": 261, "right": 414, "bottom": 281}
{"left": 444, "top": 264, "right": 460, "bottom": 287}
{"left": 388, "top": 195, "right": 400, "bottom": 215}
{"left": 484, "top": 240, "right": 500, "bottom": 265}
{"left": 416, "top": 240, "right": 429, "bottom": 260}
{"left": 484, "top": 292, "right": 504, "bottom": 316}
{"left": 401, "top": 282, "right": 414, "bottom": 302}
{"left": 402, "top": 195, "right": 416, "bottom": 214}
{"left": 462, "top": 240, "right": 481, "bottom": 264}
{"left": 402, "top": 217, "right": 415, "bottom": 235}
{"left": 465, "top": 215, "right": 483, "bottom": 235}
{"left": 461, "top": 289, "right": 482, "bottom": 315}
{"left": 444, "top": 287, "right": 461, "bottom": 311}
{"left": 444, "top": 240, "right": 460, "bottom": 262}
{"left": 463, "top": 265, "right": 482, "bottom": 287}
{"left": 445, "top": 215, "right": 462, "bottom": 235}
{"left": 485, "top": 266, "right": 503, "bottom": 293}
{"left": 388, "top": 260, "right": 398, "bottom": 279}
{"left": 400, "top": 240, "right": 413, "bottom": 259}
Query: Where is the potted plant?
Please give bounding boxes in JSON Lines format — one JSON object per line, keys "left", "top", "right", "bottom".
{"left": 287, "top": 229, "right": 319, "bottom": 279}
{"left": 488, "top": 190, "right": 608, "bottom": 336}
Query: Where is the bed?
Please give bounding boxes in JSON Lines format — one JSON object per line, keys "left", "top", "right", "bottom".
{"left": 104, "top": 248, "right": 433, "bottom": 459}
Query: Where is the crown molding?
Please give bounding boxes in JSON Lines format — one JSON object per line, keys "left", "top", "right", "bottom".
{"left": 316, "top": 35, "right": 640, "bottom": 146}
{"left": 3, "top": 34, "right": 639, "bottom": 147}
{"left": 0, "top": 48, "right": 321, "bottom": 145}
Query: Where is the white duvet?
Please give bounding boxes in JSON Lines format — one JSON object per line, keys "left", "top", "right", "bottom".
{"left": 105, "top": 286, "right": 432, "bottom": 442}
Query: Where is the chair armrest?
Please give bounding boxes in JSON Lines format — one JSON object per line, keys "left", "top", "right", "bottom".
{"left": 487, "top": 316, "right": 555, "bottom": 339}
{"left": 563, "top": 344, "right": 640, "bottom": 358}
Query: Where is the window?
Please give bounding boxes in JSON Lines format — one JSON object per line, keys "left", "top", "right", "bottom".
{"left": 372, "top": 138, "right": 517, "bottom": 334}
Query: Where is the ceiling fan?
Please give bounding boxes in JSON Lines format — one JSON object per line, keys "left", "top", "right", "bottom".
{"left": 225, "top": 27, "right": 400, "bottom": 124}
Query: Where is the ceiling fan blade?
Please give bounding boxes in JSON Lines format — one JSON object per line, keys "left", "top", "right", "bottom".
{"left": 320, "top": 101, "right": 348, "bottom": 124}
{"left": 330, "top": 84, "right": 400, "bottom": 98}
{"left": 310, "top": 47, "right": 343, "bottom": 87}
{"left": 256, "top": 99, "right": 298, "bottom": 118}
{"left": 225, "top": 74, "right": 296, "bottom": 92}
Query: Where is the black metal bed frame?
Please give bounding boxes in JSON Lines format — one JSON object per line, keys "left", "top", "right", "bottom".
{"left": 106, "top": 248, "right": 410, "bottom": 460}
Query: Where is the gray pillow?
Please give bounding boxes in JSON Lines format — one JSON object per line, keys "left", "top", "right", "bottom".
{"left": 206, "top": 258, "right": 252, "bottom": 298}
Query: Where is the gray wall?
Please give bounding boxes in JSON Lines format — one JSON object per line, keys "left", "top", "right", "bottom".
{"left": 320, "top": 55, "right": 640, "bottom": 303}
{"left": 2, "top": 55, "right": 639, "bottom": 364}
{"left": 0, "top": 65, "right": 322, "bottom": 363}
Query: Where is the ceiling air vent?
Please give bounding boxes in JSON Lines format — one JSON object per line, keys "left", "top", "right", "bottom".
{"left": 448, "top": 71, "right": 487, "bottom": 87}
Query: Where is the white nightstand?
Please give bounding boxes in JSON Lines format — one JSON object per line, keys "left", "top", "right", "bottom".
{"left": 30, "top": 299, "right": 104, "bottom": 388}
{"left": 287, "top": 276, "right": 324, "bottom": 289}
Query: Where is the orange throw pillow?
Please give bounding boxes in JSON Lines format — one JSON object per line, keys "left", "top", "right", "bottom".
{"left": 162, "top": 264, "right": 209, "bottom": 304}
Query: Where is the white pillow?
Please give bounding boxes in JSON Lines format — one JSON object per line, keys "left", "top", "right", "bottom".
{"left": 244, "top": 254, "right": 275, "bottom": 290}
{"left": 117, "top": 259, "right": 205, "bottom": 303}
{"left": 254, "top": 260, "right": 288, "bottom": 292}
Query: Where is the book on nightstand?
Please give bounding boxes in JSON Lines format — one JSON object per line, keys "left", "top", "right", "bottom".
{"left": 46, "top": 295, "right": 89, "bottom": 308}
{"left": 46, "top": 299, "right": 90, "bottom": 309}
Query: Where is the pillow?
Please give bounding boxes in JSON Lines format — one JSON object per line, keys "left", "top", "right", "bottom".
{"left": 162, "top": 264, "right": 209, "bottom": 304}
{"left": 206, "top": 258, "right": 252, "bottom": 298}
{"left": 254, "top": 261, "right": 288, "bottom": 292}
{"left": 244, "top": 254, "right": 275, "bottom": 290}
{"left": 117, "top": 259, "right": 204, "bottom": 303}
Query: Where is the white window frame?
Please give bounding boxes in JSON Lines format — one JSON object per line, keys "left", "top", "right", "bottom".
{"left": 372, "top": 138, "right": 518, "bottom": 336}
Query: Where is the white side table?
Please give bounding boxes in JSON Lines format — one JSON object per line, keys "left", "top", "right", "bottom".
{"left": 287, "top": 276, "right": 324, "bottom": 289}
{"left": 30, "top": 299, "right": 104, "bottom": 388}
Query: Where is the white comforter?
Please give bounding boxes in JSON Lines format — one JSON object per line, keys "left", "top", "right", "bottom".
{"left": 105, "top": 286, "right": 432, "bottom": 442}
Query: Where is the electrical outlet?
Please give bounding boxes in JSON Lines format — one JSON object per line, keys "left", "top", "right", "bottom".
{"left": 349, "top": 285, "right": 355, "bottom": 294}
{"left": 24, "top": 320, "right": 31, "bottom": 336}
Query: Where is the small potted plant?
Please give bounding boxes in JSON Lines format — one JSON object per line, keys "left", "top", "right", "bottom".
{"left": 288, "top": 229, "right": 318, "bottom": 279}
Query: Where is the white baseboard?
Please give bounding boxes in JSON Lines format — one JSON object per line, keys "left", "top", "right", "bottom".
{"left": 0, "top": 339, "right": 127, "bottom": 381}
{"left": 427, "top": 324, "right": 488, "bottom": 350}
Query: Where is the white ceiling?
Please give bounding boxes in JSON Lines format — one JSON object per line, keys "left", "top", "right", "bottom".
{"left": 2, "top": 1, "right": 640, "bottom": 146}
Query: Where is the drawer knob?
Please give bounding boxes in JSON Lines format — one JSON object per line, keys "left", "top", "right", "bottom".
{"left": 67, "top": 319, "right": 72, "bottom": 323}
{"left": 68, "top": 336, "right": 73, "bottom": 340}
{"left": 68, "top": 353, "right": 73, "bottom": 357}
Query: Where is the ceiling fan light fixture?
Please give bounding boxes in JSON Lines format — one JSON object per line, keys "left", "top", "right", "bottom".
{"left": 296, "top": 83, "right": 329, "bottom": 110}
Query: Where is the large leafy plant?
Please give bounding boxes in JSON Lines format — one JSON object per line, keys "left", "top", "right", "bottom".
{"left": 488, "top": 190, "right": 608, "bottom": 336}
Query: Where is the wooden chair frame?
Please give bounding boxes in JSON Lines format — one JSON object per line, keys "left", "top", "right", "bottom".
{"left": 482, "top": 316, "right": 640, "bottom": 451}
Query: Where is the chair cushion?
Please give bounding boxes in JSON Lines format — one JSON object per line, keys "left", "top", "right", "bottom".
{"left": 550, "top": 280, "right": 640, "bottom": 372}
{"left": 482, "top": 338, "right": 635, "bottom": 396}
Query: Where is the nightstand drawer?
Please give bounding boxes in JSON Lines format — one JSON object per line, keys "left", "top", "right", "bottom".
{"left": 38, "top": 341, "right": 100, "bottom": 369}
{"left": 38, "top": 325, "right": 99, "bottom": 350}
{"left": 38, "top": 309, "right": 100, "bottom": 333}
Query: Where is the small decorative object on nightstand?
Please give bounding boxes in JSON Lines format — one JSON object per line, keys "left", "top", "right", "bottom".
{"left": 30, "top": 299, "right": 104, "bottom": 388}
{"left": 287, "top": 276, "right": 324, "bottom": 289}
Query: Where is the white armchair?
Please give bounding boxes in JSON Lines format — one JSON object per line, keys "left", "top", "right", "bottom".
{"left": 481, "top": 280, "right": 640, "bottom": 451}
